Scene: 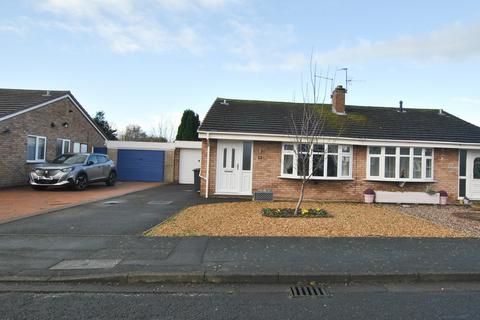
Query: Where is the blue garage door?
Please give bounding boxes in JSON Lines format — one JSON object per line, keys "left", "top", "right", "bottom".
{"left": 117, "top": 149, "right": 164, "bottom": 182}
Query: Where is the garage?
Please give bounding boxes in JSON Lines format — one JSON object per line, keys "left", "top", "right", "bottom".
{"left": 105, "top": 140, "right": 201, "bottom": 184}
{"left": 117, "top": 149, "right": 164, "bottom": 182}
{"left": 179, "top": 148, "right": 201, "bottom": 184}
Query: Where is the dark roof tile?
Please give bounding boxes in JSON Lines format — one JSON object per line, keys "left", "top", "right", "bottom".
{"left": 199, "top": 98, "right": 480, "bottom": 144}
{"left": 0, "top": 88, "right": 69, "bottom": 118}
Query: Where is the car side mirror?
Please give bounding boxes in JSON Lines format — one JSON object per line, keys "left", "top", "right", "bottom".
{"left": 87, "top": 160, "right": 94, "bottom": 166}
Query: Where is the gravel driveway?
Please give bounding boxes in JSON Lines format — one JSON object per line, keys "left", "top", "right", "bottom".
{"left": 389, "top": 205, "right": 480, "bottom": 236}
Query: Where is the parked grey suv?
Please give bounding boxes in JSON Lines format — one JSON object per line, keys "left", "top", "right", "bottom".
{"left": 29, "top": 153, "right": 117, "bottom": 191}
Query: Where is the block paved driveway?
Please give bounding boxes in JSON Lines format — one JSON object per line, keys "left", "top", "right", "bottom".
{"left": 0, "top": 184, "right": 221, "bottom": 236}
{"left": 0, "top": 182, "right": 162, "bottom": 224}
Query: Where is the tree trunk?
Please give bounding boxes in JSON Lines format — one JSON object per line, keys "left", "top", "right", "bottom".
{"left": 294, "top": 181, "right": 306, "bottom": 215}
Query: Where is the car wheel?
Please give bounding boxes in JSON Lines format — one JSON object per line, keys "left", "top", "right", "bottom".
{"left": 106, "top": 171, "right": 117, "bottom": 186}
{"left": 31, "top": 185, "right": 48, "bottom": 191}
{"left": 74, "top": 174, "right": 88, "bottom": 191}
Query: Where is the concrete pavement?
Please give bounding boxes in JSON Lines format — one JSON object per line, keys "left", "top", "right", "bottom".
{"left": 2, "top": 235, "right": 480, "bottom": 284}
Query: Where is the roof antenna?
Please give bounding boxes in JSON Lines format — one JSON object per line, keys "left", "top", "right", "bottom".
{"left": 314, "top": 75, "right": 334, "bottom": 92}
{"left": 338, "top": 67, "right": 348, "bottom": 91}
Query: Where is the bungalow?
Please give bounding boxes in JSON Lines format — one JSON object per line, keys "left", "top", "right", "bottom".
{"left": 198, "top": 86, "right": 480, "bottom": 202}
{"left": 0, "top": 88, "right": 107, "bottom": 187}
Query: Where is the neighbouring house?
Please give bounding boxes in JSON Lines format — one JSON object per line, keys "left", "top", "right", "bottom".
{"left": 198, "top": 86, "right": 480, "bottom": 202}
{"left": 0, "top": 88, "right": 107, "bottom": 187}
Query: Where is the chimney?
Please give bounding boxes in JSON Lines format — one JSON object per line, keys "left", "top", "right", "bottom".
{"left": 399, "top": 100, "right": 404, "bottom": 112}
{"left": 331, "top": 85, "right": 346, "bottom": 114}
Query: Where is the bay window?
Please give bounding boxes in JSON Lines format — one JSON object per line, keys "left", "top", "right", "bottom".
{"left": 281, "top": 143, "right": 352, "bottom": 179}
{"left": 367, "top": 146, "right": 434, "bottom": 181}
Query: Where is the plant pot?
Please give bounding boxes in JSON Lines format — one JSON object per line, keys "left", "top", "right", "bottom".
{"left": 439, "top": 196, "right": 448, "bottom": 205}
{"left": 364, "top": 194, "right": 375, "bottom": 203}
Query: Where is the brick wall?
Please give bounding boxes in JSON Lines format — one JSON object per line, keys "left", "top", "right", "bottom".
{"left": 199, "top": 139, "right": 217, "bottom": 197}
{"left": 173, "top": 148, "right": 180, "bottom": 183}
{"left": 164, "top": 149, "right": 175, "bottom": 183}
{"left": 0, "top": 98, "right": 105, "bottom": 187}
{"left": 200, "top": 139, "right": 459, "bottom": 201}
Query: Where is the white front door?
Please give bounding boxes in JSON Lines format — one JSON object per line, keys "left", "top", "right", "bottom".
{"left": 216, "top": 140, "right": 252, "bottom": 195}
{"left": 466, "top": 150, "right": 480, "bottom": 199}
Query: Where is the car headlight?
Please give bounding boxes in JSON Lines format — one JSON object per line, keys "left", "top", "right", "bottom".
{"left": 61, "top": 167, "right": 74, "bottom": 173}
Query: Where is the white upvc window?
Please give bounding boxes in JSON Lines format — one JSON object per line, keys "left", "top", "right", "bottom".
{"left": 367, "top": 146, "right": 434, "bottom": 181}
{"left": 281, "top": 143, "right": 353, "bottom": 180}
{"left": 27, "top": 135, "right": 47, "bottom": 163}
{"left": 56, "top": 138, "right": 71, "bottom": 156}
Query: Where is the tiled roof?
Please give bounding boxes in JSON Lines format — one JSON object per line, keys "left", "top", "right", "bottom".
{"left": 199, "top": 98, "right": 480, "bottom": 144}
{"left": 0, "top": 88, "right": 69, "bottom": 118}
{"left": 0, "top": 88, "right": 107, "bottom": 139}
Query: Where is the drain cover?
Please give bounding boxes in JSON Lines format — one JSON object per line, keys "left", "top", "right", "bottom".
{"left": 103, "top": 200, "right": 124, "bottom": 205}
{"left": 148, "top": 200, "right": 173, "bottom": 205}
{"left": 290, "top": 286, "right": 327, "bottom": 297}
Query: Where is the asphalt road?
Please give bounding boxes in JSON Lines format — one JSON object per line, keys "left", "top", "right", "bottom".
{"left": 1, "top": 282, "right": 480, "bottom": 319}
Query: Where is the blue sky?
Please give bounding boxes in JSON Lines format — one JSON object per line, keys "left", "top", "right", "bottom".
{"left": 1, "top": 0, "right": 480, "bottom": 135}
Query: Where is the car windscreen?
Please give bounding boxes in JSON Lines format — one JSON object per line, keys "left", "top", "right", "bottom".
{"left": 52, "top": 154, "right": 88, "bottom": 165}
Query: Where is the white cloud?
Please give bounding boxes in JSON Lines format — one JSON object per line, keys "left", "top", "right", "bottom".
{"left": 28, "top": 0, "right": 218, "bottom": 54}
{"left": 224, "top": 19, "right": 305, "bottom": 72}
{"left": 315, "top": 22, "right": 480, "bottom": 65}
{"left": 155, "top": 0, "right": 239, "bottom": 11}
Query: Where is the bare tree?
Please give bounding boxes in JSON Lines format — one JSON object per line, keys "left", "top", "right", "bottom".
{"left": 151, "top": 119, "right": 176, "bottom": 142}
{"left": 289, "top": 59, "right": 346, "bottom": 215}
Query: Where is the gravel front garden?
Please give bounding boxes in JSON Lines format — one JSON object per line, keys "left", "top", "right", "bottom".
{"left": 391, "top": 205, "right": 480, "bottom": 237}
{"left": 146, "top": 201, "right": 470, "bottom": 237}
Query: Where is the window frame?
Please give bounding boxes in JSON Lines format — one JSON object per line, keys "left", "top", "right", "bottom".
{"left": 26, "top": 135, "right": 47, "bottom": 163}
{"left": 367, "top": 146, "right": 434, "bottom": 182}
{"left": 280, "top": 143, "right": 353, "bottom": 180}
{"left": 56, "top": 138, "right": 71, "bottom": 156}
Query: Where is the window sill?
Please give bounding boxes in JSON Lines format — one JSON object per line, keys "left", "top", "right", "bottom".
{"left": 278, "top": 175, "right": 354, "bottom": 181}
{"left": 364, "top": 178, "right": 436, "bottom": 183}
{"left": 26, "top": 160, "right": 46, "bottom": 164}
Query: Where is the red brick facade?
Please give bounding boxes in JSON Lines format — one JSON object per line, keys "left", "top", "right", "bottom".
{"left": 200, "top": 139, "right": 459, "bottom": 201}
{"left": 0, "top": 98, "right": 106, "bottom": 187}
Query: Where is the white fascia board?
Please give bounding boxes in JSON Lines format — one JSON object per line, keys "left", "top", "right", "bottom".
{"left": 174, "top": 140, "right": 202, "bottom": 149}
{"left": 198, "top": 130, "right": 480, "bottom": 149}
{"left": 0, "top": 94, "right": 108, "bottom": 141}
{"left": 106, "top": 140, "right": 175, "bottom": 150}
